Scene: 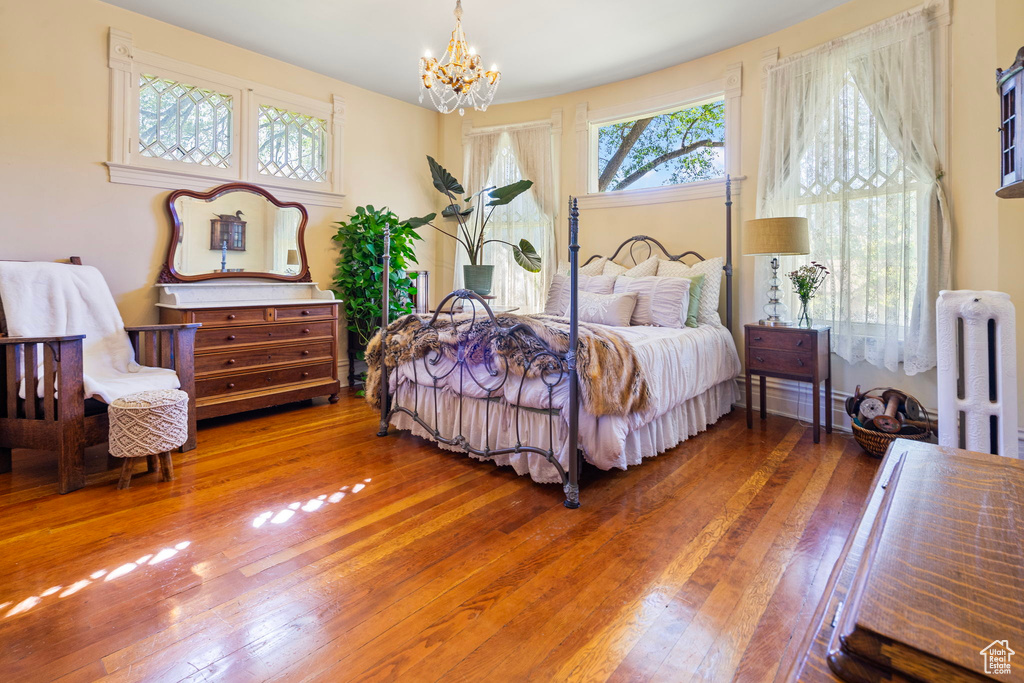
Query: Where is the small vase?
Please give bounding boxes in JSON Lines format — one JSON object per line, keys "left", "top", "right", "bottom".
{"left": 463, "top": 264, "right": 494, "bottom": 296}
{"left": 797, "top": 297, "right": 812, "bottom": 328}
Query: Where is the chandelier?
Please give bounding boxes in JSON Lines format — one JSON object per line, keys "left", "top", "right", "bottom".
{"left": 418, "top": 0, "right": 501, "bottom": 116}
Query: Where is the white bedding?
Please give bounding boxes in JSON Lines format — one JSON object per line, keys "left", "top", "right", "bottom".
{"left": 388, "top": 323, "right": 741, "bottom": 482}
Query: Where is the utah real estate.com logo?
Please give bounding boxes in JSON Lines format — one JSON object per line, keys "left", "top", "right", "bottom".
{"left": 980, "top": 640, "right": 1016, "bottom": 675}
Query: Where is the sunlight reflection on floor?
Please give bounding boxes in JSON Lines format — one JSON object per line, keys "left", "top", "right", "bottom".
{"left": 2, "top": 541, "right": 191, "bottom": 619}
{"left": 251, "top": 478, "right": 372, "bottom": 529}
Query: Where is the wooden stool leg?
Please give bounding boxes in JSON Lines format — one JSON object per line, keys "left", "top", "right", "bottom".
{"left": 158, "top": 452, "right": 174, "bottom": 482}
{"left": 147, "top": 453, "right": 159, "bottom": 474}
{"left": 117, "top": 458, "right": 136, "bottom": 490}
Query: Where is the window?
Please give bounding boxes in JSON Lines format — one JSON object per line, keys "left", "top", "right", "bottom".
{"left": 596, "top": 98, "right": 724, "bottom": 193}
{"left": 757, "top": 7, "right": 950, "bottom": 375}
{"left": 795, "top": 74, "right": 919, "bottom": 331}
{"left": 107, "top": 28, "right": 344, "bottom": 207}
{"left": 257, "top": 105, "right": 328, "bottom": 182}
{"left": 138, "top": 74, "right": 233, "bottom": 168}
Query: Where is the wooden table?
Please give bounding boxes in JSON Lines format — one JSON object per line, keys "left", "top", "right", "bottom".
{"left": 784, "top": 440, "right": 1024, "bottom": 682}
{"left": 745, "top": 324, "right": 831, "bottom": 443}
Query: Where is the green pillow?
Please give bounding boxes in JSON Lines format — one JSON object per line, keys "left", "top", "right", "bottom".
{"left": 682, "top": 274, "right": 704, "bottom": 328}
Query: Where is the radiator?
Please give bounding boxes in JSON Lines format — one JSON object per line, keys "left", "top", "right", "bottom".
{"left": 936, "top": 290, "right": 1019, "bottom": 457}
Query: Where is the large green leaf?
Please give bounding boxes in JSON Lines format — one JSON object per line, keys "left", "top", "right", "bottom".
{"left": 406, "top": 213, "right": 436, "bottom": 228}
{"left": 486, "top": 180, "right": 533, "bottom": 206}
{"left": 427, "top": 155, "right": 464, "bottom": 196}
{"left": 441, "top": 203, "right": 474, "bottom": 218}
{"left": 512, "top": 239, "right": 542, "bottom": 273}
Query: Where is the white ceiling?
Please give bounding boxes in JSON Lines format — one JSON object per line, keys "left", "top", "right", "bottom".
{"left": 103, "top": 0, "right": 849, "bottom": 107}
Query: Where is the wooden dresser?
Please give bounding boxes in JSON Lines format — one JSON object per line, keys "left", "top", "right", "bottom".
{"left": 157, "top": 283, "right": 341, "bottom": 419}
{"left": 785, "top": 440, "right": 1024, "bottom": 682}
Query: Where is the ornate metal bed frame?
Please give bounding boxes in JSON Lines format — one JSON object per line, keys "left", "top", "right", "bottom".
{"left": 376, "top": 177, "right": 733, "bottom": 509}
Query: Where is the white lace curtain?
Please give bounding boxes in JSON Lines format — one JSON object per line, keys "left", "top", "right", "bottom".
{"left": 456, "top": 125, "right": 556, "bottom": 313}
{"left": 757, "top": 7, "right": 951, "bottom": 374}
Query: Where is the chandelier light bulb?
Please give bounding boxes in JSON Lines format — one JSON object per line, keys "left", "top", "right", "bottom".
{"left": 417, "top": 0, "right": 501, "bottom": 115}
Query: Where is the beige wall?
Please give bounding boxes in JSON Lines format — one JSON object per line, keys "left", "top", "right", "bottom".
{"left": 0, "top": 0, "right": 440, "bottom": 359}
{"left": 436, "top": 0, "right": 1024, "bottom": 425}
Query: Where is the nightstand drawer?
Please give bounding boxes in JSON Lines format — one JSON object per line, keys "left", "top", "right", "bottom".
{"left": 748, "top": 348, "right": 815, "bottom": 375}
{"left": 746, "top": 328, "right": 816, "bottom": 352}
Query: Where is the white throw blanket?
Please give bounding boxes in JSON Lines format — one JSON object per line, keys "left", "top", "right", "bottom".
{"left": 0, "top": 261, "right": 180, "bottom": 403}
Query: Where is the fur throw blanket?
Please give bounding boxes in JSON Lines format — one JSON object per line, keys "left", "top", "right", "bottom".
{"left": 365, "top": 312, "right": 650, "bottom": 418}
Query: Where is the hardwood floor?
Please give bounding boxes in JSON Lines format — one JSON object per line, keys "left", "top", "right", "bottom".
{"left": 0, "top": 391, "right": 878, "bottom": 682}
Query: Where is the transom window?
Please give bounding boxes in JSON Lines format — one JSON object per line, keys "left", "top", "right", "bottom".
{"left": 257, "top": 105, "right": 328, "bottom": 183}
{"left": 595, "top": 98, "right": 724, "bottom": 193}
{"left": 138, "top": 74, "right": 233, "bottom": 168}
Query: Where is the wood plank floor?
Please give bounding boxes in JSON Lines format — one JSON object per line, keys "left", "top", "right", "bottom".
{"left": 0, "top": 391, "right": 878, "bottom": 682}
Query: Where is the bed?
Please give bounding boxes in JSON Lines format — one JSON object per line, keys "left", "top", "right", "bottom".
{"left": 371, "top": 179, "right": 740, "bottom": 508}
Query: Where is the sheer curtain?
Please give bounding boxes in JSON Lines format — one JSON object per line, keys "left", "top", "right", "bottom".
{"left": 457, "top": 125, "right": 556, "bottom": 313}
{"left": 757, "top": 7, "right": 950, "bottom": 374}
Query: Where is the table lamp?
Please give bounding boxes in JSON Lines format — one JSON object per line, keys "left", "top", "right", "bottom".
{"left": 743, "top": 217, "right": 809, "bottom": 326}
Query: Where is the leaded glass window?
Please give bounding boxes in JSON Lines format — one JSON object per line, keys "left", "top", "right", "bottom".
{"left": 138, "top": 74, "right": 233, "bottom": 168}
{"left": 257, "top": 105, "right": 328, "bottom": 183}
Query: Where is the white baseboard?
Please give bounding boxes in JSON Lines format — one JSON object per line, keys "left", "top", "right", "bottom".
{"left": 734, "top": 375, "right": 1024, "bottom": 457}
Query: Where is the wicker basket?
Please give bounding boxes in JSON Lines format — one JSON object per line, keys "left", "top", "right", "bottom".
{"left": 851, "top": 421, "right": 931, "bottom": 458}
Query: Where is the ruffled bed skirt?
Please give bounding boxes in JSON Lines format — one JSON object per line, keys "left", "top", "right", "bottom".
{"left": 389, "top": 379, "right": 737, "bottom": 483}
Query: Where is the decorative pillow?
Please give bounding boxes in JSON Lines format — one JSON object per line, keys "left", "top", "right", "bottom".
{"left": 557, "top": 258, "right": 608, "bottom": 277}
{"left": 613, "top": 276, "right": 691, "bottom": 327}
{"left": 658, "top": 257, "right": 724, "bottom": 325}
{"left": 573, "top": 291, "right": 638, "bottom": 327}
{"left": 680, "top": 274, "right": 705, "bottom": 328}
{"left": 543, "top": 273, "right": 618, "bottom": 316}
{"left": 621, "top": 255, "right": 660, "bottom": 278}
{"left": 602, "top": 260, "right": 628, "bottom": 277}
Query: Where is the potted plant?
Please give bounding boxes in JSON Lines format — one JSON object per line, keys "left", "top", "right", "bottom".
{"left": 333, "top": 205, "right": 422, "bottom": 385}
{"left": 409, "top": 156, "right": 542, "bottom": 295}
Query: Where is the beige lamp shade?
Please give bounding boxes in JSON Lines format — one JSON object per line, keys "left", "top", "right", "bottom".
{"left": 286, "top": 249, "right": 300, "bottom": 266}
{"left": 743, "top": 217, "right": 810, "bottom": 255}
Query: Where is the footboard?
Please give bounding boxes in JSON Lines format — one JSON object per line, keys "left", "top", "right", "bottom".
{"left": 376, "top": 199, "right": 583, "bottom": 508}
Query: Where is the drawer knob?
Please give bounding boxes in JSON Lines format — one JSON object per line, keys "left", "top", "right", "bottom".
{"left": 753, "top": 336, "right": 762, "bottom": 341}
{"left": 268, "top": 332, "right": 273, "bottom": 337}
{"left": 227, "top": 314, "right": 236, "bottom": 320}
{"left": 756, "top": 356, "right": 764, "bottom": 363}
{"left": 302, "top": 350, "right": 310, "bottom": 356}
{"left": 227, "top": 335, "right": 236, "bottom": 341}
{"left": 796, "top": 339, "right": 804, "bottom": 346}
{"left": 302, "top": 328, "right": 310, "bottom": 334}
{"left": 301, "top": 310, "right": 310, "bottom": 315}
{"left": 226, "top": 359, "right": 235, "bottom": 365}
{"left": 266, "top": 376, "right": 272, "bottom": 382}
{"left": 227, "top": 382, "right": 235, "bottom": 389}
{"left": 797, "top": 358, "right": 804, "bottom": 366}
{"left": 302, "top": 372, "right": 309, "bottom": 378}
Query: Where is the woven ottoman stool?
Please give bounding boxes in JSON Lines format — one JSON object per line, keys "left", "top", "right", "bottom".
{"left": 108, "top": 389, "right": 189, "bottom": 490}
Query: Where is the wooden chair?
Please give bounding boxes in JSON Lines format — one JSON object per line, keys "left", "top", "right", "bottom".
{"left": 0, "top": 258, "right": 199, "bottom": 494}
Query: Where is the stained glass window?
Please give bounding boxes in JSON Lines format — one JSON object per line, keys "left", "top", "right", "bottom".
{"left": 257, "top": 105, "right": 328, "bottom": 183}
{"left": 138, "top": 74, "right": 233, "bottom": 167}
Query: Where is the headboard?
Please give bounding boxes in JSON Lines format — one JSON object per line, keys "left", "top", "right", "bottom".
{"left": 579, "top": 177, "right": 734, "bottom": 331}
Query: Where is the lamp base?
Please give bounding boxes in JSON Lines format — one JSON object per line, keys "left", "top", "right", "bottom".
{"left": 758, "top": 318, "right": 796, "bottom": 327}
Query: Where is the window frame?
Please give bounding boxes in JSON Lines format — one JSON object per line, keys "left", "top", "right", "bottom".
{"left": 107, "top": 28, "right": 345, "bottom": 208}
{"left": 576, "top": 65, "right": 743, "bottom": 209}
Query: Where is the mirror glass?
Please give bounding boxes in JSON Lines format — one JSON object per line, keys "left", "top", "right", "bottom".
{"left": 171, "top": 189, "right": 303, "bottom": 277}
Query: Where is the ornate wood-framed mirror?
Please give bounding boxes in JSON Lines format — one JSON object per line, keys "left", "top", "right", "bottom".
{"left": 160, "top": 182, "right": 310, "bottom": 283}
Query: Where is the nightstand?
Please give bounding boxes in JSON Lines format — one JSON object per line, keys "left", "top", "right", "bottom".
{"left": 745, "top": 324, "right": 831, "bottom": 443}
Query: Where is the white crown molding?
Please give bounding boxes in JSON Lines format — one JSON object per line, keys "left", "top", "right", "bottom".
{"left": 577, "top": 175, "right": 744, "bottom": 210}
{"left": 105, "top": 162, "right": 346, "bottom": 208}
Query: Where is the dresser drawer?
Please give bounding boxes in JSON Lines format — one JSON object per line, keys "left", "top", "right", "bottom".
{"left": 195, "top": 341, "right": 336, "bottom": 375}
{"left": 196, "top": 320, "right": 334, "bottom": 349}
{"left": 747, "top": 348, "right": 815, "bottom": 376}
{"left": 274, "top": 305, "right": 336, "bottom": 321}
{"left": 746, "top": 328, "right": 816, "bottom": 352}
{"left": 191, "top": 307, "right": 268, "bottom": 327}
{"left": 197, "top": 361, "right": 335, "bottom": 397}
